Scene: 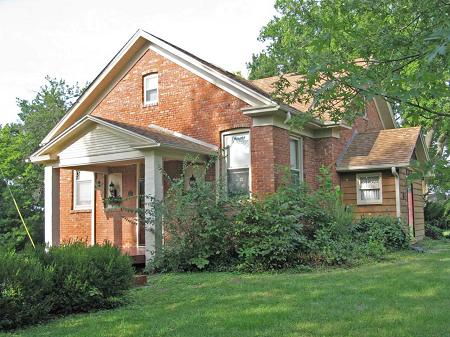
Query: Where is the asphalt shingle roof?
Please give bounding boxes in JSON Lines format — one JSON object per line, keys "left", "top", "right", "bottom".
{"left": 336, "top": 127, "right": 421, "bottom": 170}
{"left": 93, "top": 116, "right": 217, "bottom": 155}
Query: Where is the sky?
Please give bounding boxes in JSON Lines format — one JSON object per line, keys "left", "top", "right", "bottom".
{"left": 0, "top": 0, "right": 277, "bottom": 125}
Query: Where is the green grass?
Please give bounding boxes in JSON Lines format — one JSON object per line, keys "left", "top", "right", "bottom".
{"left": 3, "top": 239, "right": 450, "bottom": 337}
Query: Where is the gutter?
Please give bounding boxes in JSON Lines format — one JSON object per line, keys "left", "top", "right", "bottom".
{"left": 391, "top": 167, "right": 401, "bottom": 218}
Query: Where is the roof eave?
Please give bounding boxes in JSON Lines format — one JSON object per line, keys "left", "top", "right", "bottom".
{"left": 336, "top": 163, "right": 411, "bottom": 172}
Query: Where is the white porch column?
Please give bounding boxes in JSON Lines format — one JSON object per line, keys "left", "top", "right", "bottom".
{"left": 44, "top": 165, "right": 60, "bottom": 246}
{"left": 143, "top": 151, "right": 163, "bottom": 263}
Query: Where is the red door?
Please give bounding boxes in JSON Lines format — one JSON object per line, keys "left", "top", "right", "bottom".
{"left": 407, "top": 184, "right": 415, "bottom": 237}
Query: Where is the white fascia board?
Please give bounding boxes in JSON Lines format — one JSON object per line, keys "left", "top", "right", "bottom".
{"left": 148, "top": 43, "right": 273, "bottom": 106}
{"left": 41, "top": 31, "right": 145, "bottom": 145}
{"left": 336, "top": 163, "right": 410, "bottom": 172}
{"left": 147, "top": 124, "right": 218, "bottom": 151}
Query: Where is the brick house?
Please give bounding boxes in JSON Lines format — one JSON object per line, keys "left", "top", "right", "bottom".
{"left": 31, "top": 30, "right": 428, "bottom": 263}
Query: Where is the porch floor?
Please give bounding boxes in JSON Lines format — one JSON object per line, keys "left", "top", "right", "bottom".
{"left": 121, "top": 246, "right": 146, "bottom": 264}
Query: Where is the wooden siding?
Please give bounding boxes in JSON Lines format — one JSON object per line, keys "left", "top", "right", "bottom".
{"left": 341, "top": 169, "right": 425, "bottom": 241}
{"left": 412, "top": 180, "right": 425, "bottom": 240}
{"left": 341, "top": 170, "right": 397, "bottom": 217}
{"left": 399, "top": 168, "right": 409, "bottom": 221}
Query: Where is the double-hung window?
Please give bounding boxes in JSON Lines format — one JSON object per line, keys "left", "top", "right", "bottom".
{"left": 290, "top": 137, "right": 303, "bottom": 184}
{"left": 223, "top": 131, "right": 250, "bottom": 196}
{"left": 143, "top": 73, "right": 158, "bottom": 105}
{"left": 356, "top": 173, "right": 382, "bottom": 204}
{"left": 73, "top": 170, "right": 93, "bottom": 210}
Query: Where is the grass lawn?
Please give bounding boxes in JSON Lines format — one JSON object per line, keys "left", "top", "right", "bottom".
{"left": 3, "top": 239, "right": 450, "bottom": 337}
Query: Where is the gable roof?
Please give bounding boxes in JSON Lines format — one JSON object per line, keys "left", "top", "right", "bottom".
{"left": 41, "top": 29, "right": 277, "bottom": 145}
{"left": 31, "top": 115, "right": 217, "bottom": 163}
{"left": 336, "top": 127, "right": 425, "bottom": 171}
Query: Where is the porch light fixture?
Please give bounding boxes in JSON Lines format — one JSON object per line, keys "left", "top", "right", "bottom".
{"left": 189, "top": 174, "right": 196, "bottom": 187}
{"left": 109, "top": 181, "right": 118, "bottom": 198}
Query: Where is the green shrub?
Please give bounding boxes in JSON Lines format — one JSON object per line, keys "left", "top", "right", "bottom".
{"left": 309, "top": 223, "right": 355, "bottom": 265}
{"left": 150, "top": 163, "right": 410, "bottom": 273}
{"left": 425, "top": 200, "right": 450, "bottom": 229}
{"left": 0, "top": 247, "right": 53, "bottom": 330}
{"left": 425, "top": 223, "right": 444, "bottom": 240}
{"left": 42, "top": 242, "right": 134, "bottom": 314}
{"left": 234, "top": 168, "right": 354, "bottom": 270}
{"left": 150, "top": 161, "right": 236, "bottom": 272}
{"left": 352, "top": 216, "right": 410, "bottom": 250}
{"left": 234, "top": 186, "right": 309, "bottom": 271}
{"left": 0, "top": 243, "right": 133, "bottom": 330}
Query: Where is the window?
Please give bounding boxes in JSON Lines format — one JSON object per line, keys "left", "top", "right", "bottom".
{"left": 143, "top": 73, "right": 158, "bottom": 105}
{"left": 223, "top": 131, "right": 250, "bottom": 195}
{"left": 73, "top": 170, "right": 93, "bottom": 209}
{"left": 356, "top": 173, "right": 382, "bottom": 205}
{"left": 290, "top": 137, "right": 303, "bottom": 184}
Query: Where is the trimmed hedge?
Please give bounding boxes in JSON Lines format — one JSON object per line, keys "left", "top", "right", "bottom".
{"left": 0, "top": 243, "right": 133, "bottom": 330}
{"left": 0, "top": 250, "right": 53, "bottom": 330}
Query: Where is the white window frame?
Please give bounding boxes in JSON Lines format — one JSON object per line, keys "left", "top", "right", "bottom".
{"left": 73, "top": 170, "right": 94, "bottom": 210}
{"left": 143, "top": 73, "right": 158, "bottom": 106}
{"left": 289, "top": 136, "right": 304, "bottom": 183}
{"left": 221, "top": 129, "right": 251, "bottom": 196}
{"left": 356, "top": 172, "right": 383, "bottom": 205}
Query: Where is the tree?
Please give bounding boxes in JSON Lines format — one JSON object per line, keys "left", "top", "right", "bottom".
{"left": 0, "top": 77, "right": 83, "bottom": 249}
{"left": 248, "top": 0, "right": 449, "bottom": 195}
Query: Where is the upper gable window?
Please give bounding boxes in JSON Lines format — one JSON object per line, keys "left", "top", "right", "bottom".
{"left": 143, "top": 73, "right": 158, "bottom": 105}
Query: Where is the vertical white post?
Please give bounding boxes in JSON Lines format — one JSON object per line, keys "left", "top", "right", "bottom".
{"left": 144, "top": 151, "right": 163, "bottom": 263}
{"left": 91, "top": 172, "right": 96, "bottom": 246}
{"left": 44, "top": 165, "right": 60, "bottom": 246}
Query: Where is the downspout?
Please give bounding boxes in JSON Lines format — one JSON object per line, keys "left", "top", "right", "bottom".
{"left": 391, "top": 167, "right": 401, "bottom": 219}
{"left": 284, "top": 111, "right": 292, "bottom": 124}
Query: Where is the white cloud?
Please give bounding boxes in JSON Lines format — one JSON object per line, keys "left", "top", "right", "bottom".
{"left": 0, "top": 0, "right": 276, "bottom": 124}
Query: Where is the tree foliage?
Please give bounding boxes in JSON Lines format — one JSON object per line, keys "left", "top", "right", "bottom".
{"left": 248, "top": 0, "right": 449, "bottom": 194}
{"left": 0, "top": 77, "right": 83, "bottom": 249}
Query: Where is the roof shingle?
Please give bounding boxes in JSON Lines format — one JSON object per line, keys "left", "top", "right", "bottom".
{"left": 336, "top": 127, "right": 421, "bottom": 171}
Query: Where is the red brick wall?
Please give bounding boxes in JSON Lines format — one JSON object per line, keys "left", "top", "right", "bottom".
{"left": 251, "top": 125, "right": 290, "bottom": 195}
{"left": 58, "top": 46, "right": 388, "bottom": 246}
{"left": 94, "top": 165, "right": 138, "bottom": 248}
{"left": 60, "top": 168, "right": 91, "bottom": 243}
{"left": 90, "top": 49, "right": 251, "bottom": 147}
{"left": 310, "top": 101, "right": 385, "bottom": 187}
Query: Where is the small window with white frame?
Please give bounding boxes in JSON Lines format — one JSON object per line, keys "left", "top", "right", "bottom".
{"left": 356, "top": 172, "right": 382, "bottom": 205}
{"left": 143, "top": 73, "right": 158, "bottom": 105}
{"left": 289, "top": 137, "right": 303, "bottom": 184}
{"left": 223, "top": 131, "right": 250, "bottom": 196}
{"left": 73, "top": 170, "right": 93, "bottom": 210}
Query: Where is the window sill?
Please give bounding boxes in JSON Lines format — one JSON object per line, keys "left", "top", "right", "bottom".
{"left": 356, "top": 201, "right": 383, "bottom": 206}
{"left": 143, "top": 102, "right": 158, "bottom": 108}
{"left": 70, "top": 209, "right": 92, "bottom": 214}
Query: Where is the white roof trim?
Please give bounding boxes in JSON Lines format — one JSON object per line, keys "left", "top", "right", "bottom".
{"left": 41, "top": 29, "right": 274, "bottom": 145}
{"left": 148, "top": 124, "right": 218, "bottom": 151}
{"left": 336, "top": 163, "right": 410, "bottom": 172}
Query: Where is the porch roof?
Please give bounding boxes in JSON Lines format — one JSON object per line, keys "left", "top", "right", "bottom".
{"left": 31, "top": 115, "right": 218, "bottom": 163}
{"left": 336, "top": 127, "right": 426, "bottom": 172}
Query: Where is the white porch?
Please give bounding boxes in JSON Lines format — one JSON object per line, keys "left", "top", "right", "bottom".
{"left": 32, "top": 115, "right": 217, "bottom": 263}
